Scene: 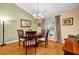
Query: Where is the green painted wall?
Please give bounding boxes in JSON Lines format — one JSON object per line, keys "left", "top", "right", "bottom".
{"left": 0, "top": 3, "right": 37, "bottom": 43}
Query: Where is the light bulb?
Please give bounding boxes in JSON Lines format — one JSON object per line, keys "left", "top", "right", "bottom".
{"left": 33, "top": 14, "right": 37, "bottom": 18}
{"left": 38, "top": 13, "right": 42, "bottom": 16}
{"left": 40, "top": 15, "right": 44, "bottom": 17}
{"left": 0, "top": 16, "right": 5, "bottom": 21}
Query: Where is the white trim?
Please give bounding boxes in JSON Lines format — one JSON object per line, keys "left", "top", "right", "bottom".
{"left": 48, "top": 38, "right": 57, "bottom": 41}
{"left": 7, "top": 40, "right": 18, "bottom": 44}
{"left": 62, "top": 41, "right": 65, "bottom": 43}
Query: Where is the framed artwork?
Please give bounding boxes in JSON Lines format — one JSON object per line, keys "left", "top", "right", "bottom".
{"left": 62, "top": 17, "right": 73, "bottom": 26}
{"left": 21, "top": 19, "right": 31, "bottom": 27}
{"left": 38, "top": 22, "right": 41, "bottom": 27}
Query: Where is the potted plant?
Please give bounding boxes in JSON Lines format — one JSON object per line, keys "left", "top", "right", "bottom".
{"left": 68, "top": 34, "right": 76, "bottom": 38}
{"left": 75, "top": 34, "right": 79, "bottom": 42}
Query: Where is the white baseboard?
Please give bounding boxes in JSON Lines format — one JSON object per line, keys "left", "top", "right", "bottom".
{"left": 62, "top": 41, "right": 65, "bottom": 43}
{"left": 48, "top": 38, "right": 57, "bottom": 41}
{"left": 7, "top": 40, "right": 18, "bottom": 44}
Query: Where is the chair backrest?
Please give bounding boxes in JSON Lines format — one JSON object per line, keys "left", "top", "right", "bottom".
{"left": 41, "top": 30, "right": 45, "bottom": 37}
{"left": 17, "top": 30, "right": 24, "bottom": 38}
{"left": 45, "top": 30, "right": 49, "bottom": 41}
{"left": 25, "top": 31, "right": 36, "bottom": 40}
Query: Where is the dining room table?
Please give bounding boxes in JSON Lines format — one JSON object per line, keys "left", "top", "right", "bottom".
{"left": 23, "top": 30, "right": 44, "bottom": 47}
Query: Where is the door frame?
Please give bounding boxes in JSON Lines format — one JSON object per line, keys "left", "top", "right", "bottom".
{"left": 55, "top": 15, "right": 62, "bottom": 43}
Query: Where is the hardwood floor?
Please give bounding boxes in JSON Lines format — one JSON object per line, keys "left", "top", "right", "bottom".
{"left": 0, "top": 40, "right": 64, "bottom": 55}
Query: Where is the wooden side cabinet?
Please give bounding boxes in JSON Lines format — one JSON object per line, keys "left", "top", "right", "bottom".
{"left": 63, "top": 38, "right": 79, "bottom": 55}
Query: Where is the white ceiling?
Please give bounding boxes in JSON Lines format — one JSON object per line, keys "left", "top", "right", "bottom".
{"left": 16, "top": 3, "right": 79, "bottom": 17}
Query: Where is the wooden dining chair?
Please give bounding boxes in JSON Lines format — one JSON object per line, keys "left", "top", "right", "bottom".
{"left": 38, "top": 30, "right": 49, "bottom": 48}
{"left": 25, "top": 31, "right": 37, "bottom": 55}
{"left": 17, "top": 30, "right": 25, "bottom": 48}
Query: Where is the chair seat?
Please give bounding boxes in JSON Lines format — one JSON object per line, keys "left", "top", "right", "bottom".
{"left": 20, "top": 38, "right": 25, "bottom": 41}
{"left": 26, "top": 40, "right": 36, "bottom": 46}
{"left": 38, "top": 38, "right": 45, "bottom": 41}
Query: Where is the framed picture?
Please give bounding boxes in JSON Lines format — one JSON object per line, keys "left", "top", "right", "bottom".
{"left": 62, "top": 17, "right": 73, "bottom": 26}
{"left": 38, "top": 22, "right": 41, "bottom": 27}
{"left": 21, "top": 19, "right": 31, "bottom": 27}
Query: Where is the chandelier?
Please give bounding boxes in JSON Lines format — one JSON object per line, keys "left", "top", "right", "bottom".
{"left": 33, "top": 3, "right": 44, "bottom": 19}
{"left": 33, "top": 13, "right": 44, "bottom": 18}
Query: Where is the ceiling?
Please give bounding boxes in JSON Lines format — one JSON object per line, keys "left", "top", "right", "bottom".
{"left": 16, "top": 3, "right": 79, "bottom": 17}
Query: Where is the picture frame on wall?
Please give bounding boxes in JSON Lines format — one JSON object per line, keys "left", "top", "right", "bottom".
{"left": 62, "top": 17, "right": 73, "bottom": 26}
{"left": 21, "top": 19, "right": 31, "bottom": 27}
{"left": 38, "top": 22, "right": 41, "bottom": 27}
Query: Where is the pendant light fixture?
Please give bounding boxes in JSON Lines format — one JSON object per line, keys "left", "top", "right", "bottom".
{"left": 33, "top": 3, "right": 44, "bottom": 19}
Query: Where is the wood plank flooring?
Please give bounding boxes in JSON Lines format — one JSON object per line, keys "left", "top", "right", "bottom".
{"left": 0, "top": 40, "right": 64, "bottom": 55}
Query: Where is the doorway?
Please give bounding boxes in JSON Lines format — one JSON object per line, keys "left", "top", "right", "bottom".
{"left": 55, "top": 15, "right": 62, "bottom": 43}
